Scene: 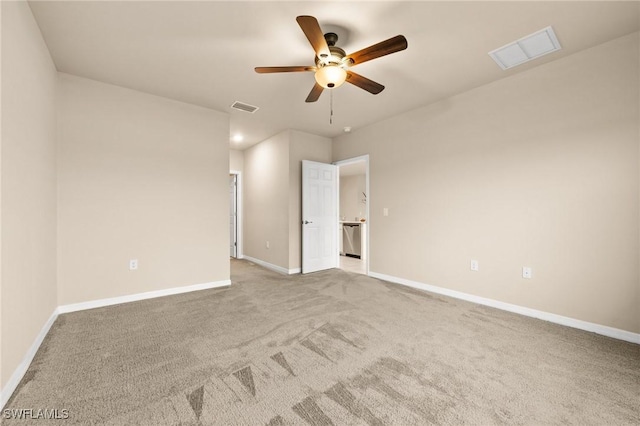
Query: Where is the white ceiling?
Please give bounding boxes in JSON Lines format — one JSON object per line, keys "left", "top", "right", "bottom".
{"left": 28, "top": 1, "right": 640, "bottom": 150}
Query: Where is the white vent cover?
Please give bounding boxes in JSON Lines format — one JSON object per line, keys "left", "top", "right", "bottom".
{"left": 231, "top": 101, "right": 259, "bottom": 113}
{"left": 489, "top": 26, "right": 561, "bottom": 70}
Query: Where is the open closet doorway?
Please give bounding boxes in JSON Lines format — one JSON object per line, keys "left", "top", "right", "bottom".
{"left": 229, "top": 171, "right": 243, "bottom": 259}
{"left": 335, "top": 155, "right": 369, "bottom": 275}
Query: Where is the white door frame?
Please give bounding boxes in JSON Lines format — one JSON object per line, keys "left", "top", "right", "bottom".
{"left": 230, "top": 170, "right": 243, "bottom": 259}
{"left": 334, "top": 155, "right": 370, "bottom": 275}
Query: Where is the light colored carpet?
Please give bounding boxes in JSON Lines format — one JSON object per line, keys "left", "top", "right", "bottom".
{"left": 5, "top": 259, "right": 640, "bottom": 425}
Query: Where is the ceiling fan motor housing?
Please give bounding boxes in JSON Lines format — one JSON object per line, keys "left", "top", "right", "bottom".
{"left": 316, "top": 47, "right": 346, "bottom": 64}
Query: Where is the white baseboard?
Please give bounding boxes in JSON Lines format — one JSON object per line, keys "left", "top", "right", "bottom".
{"left": 242, "top": 255, "right": 300, "bottom": 275}
{"left": 57, "top": 280, "right": 231, "bottom": 314}
{"left": 369, "top": 271, "right": 640, "bottom": 345}
{"left": 1, "top": 309, "right": 59, "bottom": 410}
{"left": 1, "top": 279, "right": 231, "bottom": 409}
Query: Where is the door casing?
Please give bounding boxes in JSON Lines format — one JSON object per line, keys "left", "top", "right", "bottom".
{"left": 230, "top": 170, "right": 243, "bottom": 259}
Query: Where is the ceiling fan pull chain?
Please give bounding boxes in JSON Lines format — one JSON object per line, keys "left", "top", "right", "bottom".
{"left": 330, "top": 90, "right": 334, "bottom": 124}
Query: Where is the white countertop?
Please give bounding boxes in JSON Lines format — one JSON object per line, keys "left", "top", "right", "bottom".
{"left": 340, "top": 221, "right": 366, "bottom": 225}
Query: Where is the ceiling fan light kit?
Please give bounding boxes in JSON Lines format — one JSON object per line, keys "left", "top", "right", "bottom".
{"left": 315, "top": 65, "right": 347, "bottom": 88}
{"left": 255, "top": 15, "right": 407, "bottom": 103}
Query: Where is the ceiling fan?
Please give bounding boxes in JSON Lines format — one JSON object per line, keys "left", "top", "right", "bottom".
{"left": 255, "top": 16, "right": 408, "bottom": 103}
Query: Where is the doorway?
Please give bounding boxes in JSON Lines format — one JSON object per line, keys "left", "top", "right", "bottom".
{"left": 335, "top": 155, "right": 369, "bottom": 275}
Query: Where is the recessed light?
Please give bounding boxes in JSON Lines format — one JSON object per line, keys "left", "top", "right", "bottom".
{"left": 232, "top": 134, "right": 243, "bottom": 143}
{"left": 343, "top": 127, "right": 352, "bottom": 133}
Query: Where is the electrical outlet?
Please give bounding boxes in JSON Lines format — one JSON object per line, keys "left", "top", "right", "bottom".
{"left": 383, "top": 208, "right": 389, "bottom": 217}
{"left": 522, "top": 267, "right": 532, "bottom": 279}
{"left": 470, "top": 259, "right": 479, "bottom": 271}
{"left": 129, "top": 259, "right": 138, "bottom": 270}
{"left": 266, "top": 241, "right": 270, "bottom": 249}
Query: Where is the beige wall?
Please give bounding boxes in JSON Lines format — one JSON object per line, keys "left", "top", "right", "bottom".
{"left": 57, "top": 73, "right": 230, "bottom": 305}
{"left": 288, "top": 130, "right": 332, "bottom": 269}
{"left": 230, "top": 149, "right": 243, "bottom": 173}
{"left": 1, "top": 1, "right": 58, "bottom": 388}
{"left": 340, "top": 175, "right": 366, "bottom": 222}
{"left": 243, "top": 130, "right": 290, "bottom": 268}
{"left": 333, "top": 33, "right": 640, "bottom": 334}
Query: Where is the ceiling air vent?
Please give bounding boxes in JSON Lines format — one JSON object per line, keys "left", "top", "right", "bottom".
{"left": 231, "top": 101, "right": 259, "bottom": 113}
{"left": 489, "top": 26, "right": 561, "bottom": 70}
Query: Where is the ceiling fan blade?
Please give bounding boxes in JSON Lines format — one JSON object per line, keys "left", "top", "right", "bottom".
{"left": 305, "top": 83, "right": 324, "bottom": 103}
{"left": 345, "top": 35, "right": 408, "bottom": 66}
{"left": 255, "top": 66, "right": 316, "bottom": 73}
{"left": 345, "top": 71, "right": 385, "bottom": 95}
{"left": 296, "top": 16, "right": 330, "bottom": 60}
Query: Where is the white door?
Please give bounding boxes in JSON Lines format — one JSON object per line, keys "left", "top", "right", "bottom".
{"left": 229, "top": 174, "right": 237, "bottom": 258}
{"left": 302, "top": 160, "right": 338, "bottom": 273}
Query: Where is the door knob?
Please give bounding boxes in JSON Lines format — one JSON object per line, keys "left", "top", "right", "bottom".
{"left": 303, "top": 220, "right": 313, "bottom": 224}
